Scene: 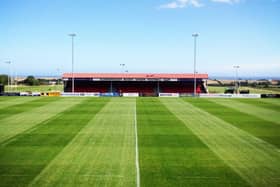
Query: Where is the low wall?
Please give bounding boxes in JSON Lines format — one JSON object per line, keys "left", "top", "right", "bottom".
{"left": 261, "top": 94, "right": 280, "bottom": 98}
{"left": 122, "top": 93, "right": 139, "bottom": 97}
{"left": 159, "top": 93, "right": 180, "bottom": 97}
{"left": 61, "top": 92, "right": 100, "bottom": 97}
{"left": 199, "top": 94, "right": 261, "bottom": 98}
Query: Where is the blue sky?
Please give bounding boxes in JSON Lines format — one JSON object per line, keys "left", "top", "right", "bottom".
{"left": 0, "top": 0, "right": 279, "bottom": 77}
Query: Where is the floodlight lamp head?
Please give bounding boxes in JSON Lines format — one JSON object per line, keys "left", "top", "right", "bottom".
{"left": 68, "top": 33, "right": 76, "bottom": 37}
{"left": 192, "top": 33, "right": 199, "bottom": 37}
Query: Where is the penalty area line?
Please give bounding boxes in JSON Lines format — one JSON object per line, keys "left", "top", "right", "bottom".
{"left": 134, "top": 101, "right": 140, "bottom": 187}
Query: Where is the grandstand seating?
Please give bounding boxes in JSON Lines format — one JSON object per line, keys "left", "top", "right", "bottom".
{"left": 64, "top": 80, "right": 206, "bottom": 95}
{"left": 160, "top": 82, "right": 202, "bottom": 93}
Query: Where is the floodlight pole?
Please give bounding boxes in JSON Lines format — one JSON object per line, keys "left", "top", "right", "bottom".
{"left": 192, "top": 33, "right": 199, "bottom": 97}
{"left": 4, "top": 61, "right": 11, "bottom": 92}
{"left": 69, "top": 33, "right": 76, "bottom": 93}
{"left": 57, "top": 68, "right": 60, "bottom": 85}
{"left": 120, "top": 64, "right": 125, "bottom": 81}
{"left": 233, "top": 65, "right": 240, "bottom": 94}
{"left": 15, "top": 71, "right": 17, "bottom": 92}
{"left": 120, "top": 64, "right": 125, "bottom": 73}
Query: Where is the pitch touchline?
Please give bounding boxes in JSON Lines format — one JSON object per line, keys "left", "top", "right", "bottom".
{"left": 134, "top": 101, "right": 140, "bottom": 187}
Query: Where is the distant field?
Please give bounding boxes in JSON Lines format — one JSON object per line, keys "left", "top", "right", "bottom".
{"left": 0, "top": 97, "right": 280, "bottom": 186}
{"left": 4, "top": 85, "right": 63, "bottom": 92}
{"left": 208, "top": 86, "right": 280, "bottom": 94}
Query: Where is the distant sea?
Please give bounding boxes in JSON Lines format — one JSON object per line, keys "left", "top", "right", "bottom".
{"left": 209, "top": 76, "right": 280, "bottom": 80}
{"left": 15, "top": 75, "right": 280, "bottom": 81}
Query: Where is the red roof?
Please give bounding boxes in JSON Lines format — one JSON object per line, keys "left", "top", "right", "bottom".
{"left": 63, "top": 73, "right": 208, "bottom": 79}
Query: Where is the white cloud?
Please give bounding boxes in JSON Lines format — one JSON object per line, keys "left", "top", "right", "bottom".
{"left": 158, "top": 0, "right": 242, "bottom": 9}
{"left": 158, "top": 0, "right": 204, "bottom": 9}
{"left": 210, "top": 0, "right": 240, "bottom": 4}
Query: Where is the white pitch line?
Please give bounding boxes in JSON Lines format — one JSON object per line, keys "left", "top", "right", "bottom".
{"left": 134, "top": 101, "right": 140, "bottom": 187}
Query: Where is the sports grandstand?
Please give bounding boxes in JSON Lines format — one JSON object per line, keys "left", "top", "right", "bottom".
{"left": 62, "top": 73, "right": 209, "bottom": 96}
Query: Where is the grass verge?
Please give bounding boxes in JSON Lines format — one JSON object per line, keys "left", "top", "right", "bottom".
{"left": 137, "top": 98, "right": 248, "bottom": 186}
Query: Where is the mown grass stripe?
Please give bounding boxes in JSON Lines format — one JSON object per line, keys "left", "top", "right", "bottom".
{"left": 259, "top": 98, "right": 280, "bottom": 107}
{"left": 138, "top": 98, "right": 248, "bottom": 187}
{"left": 0, "top": 97, "right": 40, "bottom": 110}
{"left": 162, "top": 98, "right": 280, "bottom": 187}
{"left": 134, "top": 102, "right": 140, "bottom": 187}
{"left": 0, "top": 96, "right": 18, "bottom": 101}
{"left": 0, "top": 98, "right": 108, "bottom": 186}
{"left": 184, "top": 98, "right": 280, "bottom": 148}
{"left": 0, "top": 97, "right": 86, "bottom": 144}
{"left": 211, "top": 99, "right": 280, "bottom": 125}
{"left": 0, "top": 97, "right": 60, "bottom": 120}
{"left": 30, "top": 98, "right": 136, "bottom": 187}
{"left": 234, "top": 98, "right": 280, "bottom": 112}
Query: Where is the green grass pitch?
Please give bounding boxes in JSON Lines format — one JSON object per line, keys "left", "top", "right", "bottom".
{"left": 0, "top": 97, "right": 280, "bottom": 186}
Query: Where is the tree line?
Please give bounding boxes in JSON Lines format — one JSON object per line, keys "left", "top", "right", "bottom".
{"left": 0, "top": 74, "right": 61, "bottom": 86}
